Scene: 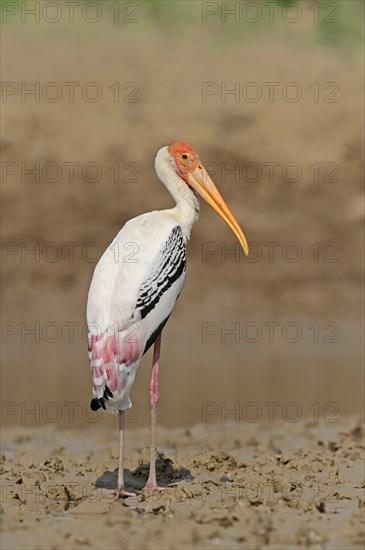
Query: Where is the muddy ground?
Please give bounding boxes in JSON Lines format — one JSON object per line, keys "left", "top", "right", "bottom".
{"left": 1, "top": 417, "right": 364, "bottom": 550}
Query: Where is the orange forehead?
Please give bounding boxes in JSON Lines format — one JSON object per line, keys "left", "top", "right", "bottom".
{"left": 168, "top": 141, "right": 197, "bottom": 157}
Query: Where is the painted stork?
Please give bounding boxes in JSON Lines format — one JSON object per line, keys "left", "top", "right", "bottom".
{"left": 87, "top": 142, "right": 249, "bottom": 497}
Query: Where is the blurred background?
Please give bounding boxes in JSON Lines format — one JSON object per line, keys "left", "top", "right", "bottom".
{"left": 1, "top": 0, "right": 364, "bottom": 429}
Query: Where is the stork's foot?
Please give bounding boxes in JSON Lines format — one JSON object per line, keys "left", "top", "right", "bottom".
{"left": 111, "top": 488, "right": 137, "bottom": 500}
{"left": 145, "top": 482, "right": 165, "bottom": 493}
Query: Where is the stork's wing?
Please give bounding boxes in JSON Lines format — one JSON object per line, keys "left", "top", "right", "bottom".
{"left": 87, "top": 212, "right": 186, "bottom": 402}
{"left": 136, "top": 226, "right": 185, "bottom": 320}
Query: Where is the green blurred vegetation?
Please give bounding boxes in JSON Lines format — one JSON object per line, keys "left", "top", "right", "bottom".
{"left": 1, "top": 0, "right": 363, "bottom": 55}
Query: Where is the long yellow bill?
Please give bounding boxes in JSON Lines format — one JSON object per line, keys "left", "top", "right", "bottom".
{"left": 186, "top": 165, "right": 249, "bottom": 256}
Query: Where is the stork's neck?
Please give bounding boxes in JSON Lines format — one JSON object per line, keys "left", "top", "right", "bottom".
{"left": 155, "top": 147, "right": 200, "bottom": 239}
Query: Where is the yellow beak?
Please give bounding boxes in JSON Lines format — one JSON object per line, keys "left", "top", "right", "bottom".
{"left": 186, "top": 164, "right": 249, "bottom": 256}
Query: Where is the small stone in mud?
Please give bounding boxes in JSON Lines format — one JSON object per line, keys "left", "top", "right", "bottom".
{"left": 328, "top": 441, "right": 340, "bottom": 452}
{"left": 315, "top": 501, "right": 326, "bottom": 513}
{"left": 219, "top": 476, "right": 233, "bottom": 483}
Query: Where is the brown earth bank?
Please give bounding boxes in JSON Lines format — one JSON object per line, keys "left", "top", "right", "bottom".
{"left": 1, "top": 416, "right": 364, "bottom": 550}
{"left": 1, "top": 17, "right": 364, "bottom": 426}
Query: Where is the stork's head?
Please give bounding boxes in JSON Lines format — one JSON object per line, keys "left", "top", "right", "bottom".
{"left": 168, "top": 141, "right": 249, "bottom": 256}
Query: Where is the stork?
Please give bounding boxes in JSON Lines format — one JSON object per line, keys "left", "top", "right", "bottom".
{"left": 87, "top": 142, "right": 249, "bottom": 497}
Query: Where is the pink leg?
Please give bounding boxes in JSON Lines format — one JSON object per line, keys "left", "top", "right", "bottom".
{"left": 114, "top": 409, "right": 136, "bottom": 498}
{"left": 145, "top": 333, "right": 164, "bottom": 492}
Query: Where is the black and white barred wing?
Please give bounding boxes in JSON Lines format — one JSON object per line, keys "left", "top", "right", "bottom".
{"left": 133, "top": 224, "right": 186, "bottom": 355}
{"left": 136, "top": 225, "right": 186, "bottom": 320}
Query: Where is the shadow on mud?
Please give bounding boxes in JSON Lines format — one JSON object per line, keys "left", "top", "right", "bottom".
{"left": 96, "top": 453, "right": 194, "bottom": 492}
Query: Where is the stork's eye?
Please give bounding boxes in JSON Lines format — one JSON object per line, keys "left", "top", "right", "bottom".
{"left": 182, "top": 153, "right": 188, "bottom": 159}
